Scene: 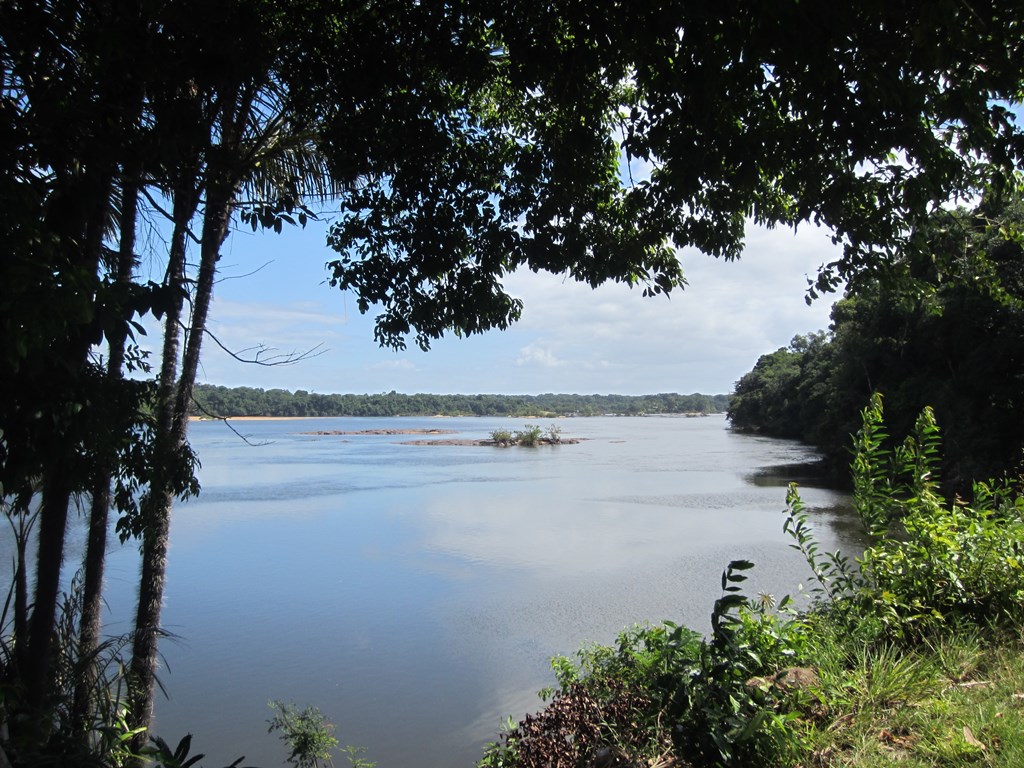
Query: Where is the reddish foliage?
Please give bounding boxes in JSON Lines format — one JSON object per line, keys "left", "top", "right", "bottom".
{"left": 497, "top": 680, "right": 668, "bottom": 768}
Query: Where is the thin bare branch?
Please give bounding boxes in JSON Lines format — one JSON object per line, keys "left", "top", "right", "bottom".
{"left": 214, "top": 260, "right": 274, "bottom": 284}
{"left": 188, "top": 398, "right": 272, "bottom": 447}
{"left": 141, "top": 187, "right": 202, "bottom": 245}
{"left": 140, "top": 187, "right": 175, "bottom": 222}
{"left": 202, "top": 327, "right": 327, "bottom": 366}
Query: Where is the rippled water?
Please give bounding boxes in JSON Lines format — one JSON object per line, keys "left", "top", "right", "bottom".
{"left": 34, "top": 415, "right": 859, "bottom": 767}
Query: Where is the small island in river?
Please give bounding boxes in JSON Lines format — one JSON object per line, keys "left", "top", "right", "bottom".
{"left": 400, "top": 436, "right": 583, "bottom": 446}
{"left": 298, "top": 427, "right": 582, "bottom": 447}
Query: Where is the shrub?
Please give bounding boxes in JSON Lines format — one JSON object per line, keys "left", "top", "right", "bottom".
{"left": 513, "top": 424, "right": 543, "bottom": 446}
{"left": 489, "top": 428, "right": 513, "bottom": 446}
{"left": 787, "top": 393, "right": 1024, "bottom": 638}
{"left": 860, "top": 484, "right": 1024, "bottom": 635}
{"left": 268, "top": 701, "right": 339, "bottom": 768}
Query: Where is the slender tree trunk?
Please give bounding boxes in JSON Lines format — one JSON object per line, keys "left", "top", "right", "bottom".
{"left": 175, "top": 192, "right": 233, "bottom": 423}
{"left": 127, "top": 88, "right": 277, "bottom": 748}
{"left": 127, "top": 483, "right": 174, "bottom": 748}
{"left": 73, "top": 171, "right": 140, "bottom": 733}
{"left": 127, "top": 182, "right": 235, "bottom": 755}
{"left": 127, "top": 184, "right": 197, "bottom": 748}
{"left": 23, "top": 169, "right": 113, "bottom": 714}
{"left": 22, "top": 477, "right": 72, "bottom": 709}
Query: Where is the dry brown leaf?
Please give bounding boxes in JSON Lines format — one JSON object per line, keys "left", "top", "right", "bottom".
{"left": 956, "top": 680, "right": 993, "bottom": 689}
{"left": 963, "top": 726, "right": 987, "bottom": 751}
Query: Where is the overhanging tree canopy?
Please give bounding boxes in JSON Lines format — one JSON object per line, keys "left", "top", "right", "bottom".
{"left": 323, "top": 0, "right": 1024, "bottom": 348}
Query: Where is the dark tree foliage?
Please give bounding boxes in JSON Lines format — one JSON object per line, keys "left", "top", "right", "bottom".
{"left": 0, "top": 0, "right": 189, "bottom": 718}
{"left": 326, "top": 1, "right": 1024, "bottom": 350}
{"left": 729, "top": 195, "right": 1024, "bottom": 491}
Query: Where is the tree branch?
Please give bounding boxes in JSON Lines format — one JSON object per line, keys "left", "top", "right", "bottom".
{"left": 188, "top": 398, "right": 272, "bottom": 447}
{"left": 202, "top": 327, "right": 327, "bottom": 366}
{"left": 214, "top": 260, "right": 274, "bottom": 284}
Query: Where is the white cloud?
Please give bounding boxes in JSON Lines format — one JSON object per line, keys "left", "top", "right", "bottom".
{"left": 372, "top": 359, "right": 417, "bottom": 371}
{"left": 487, "top": 221, "right": 842, "bottom": 393}
{"left": 515, "top": 343, "right": 566, "bottom": 368}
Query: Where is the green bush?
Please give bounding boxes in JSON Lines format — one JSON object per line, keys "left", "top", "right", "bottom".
{"left": 860, "top": 484, "right": 1024, "bottom": 635}
{"left": 488, "top": 428, "right": 513, "bottom": 446}
{"left": 483, "top": 562, "right": 809, "bottom": 768}
{"left": 268, "top": 701, "right": 339, "bottom": 768}
{"left": 788, "top": 393, "right": 1024, "bottom": 638}
{"left": 513, "top": 424, "right": 543, "bottom": 446}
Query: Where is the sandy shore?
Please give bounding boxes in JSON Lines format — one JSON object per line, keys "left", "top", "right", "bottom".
{"left": 190, "top": 415, "right": 315, "bottom": 421}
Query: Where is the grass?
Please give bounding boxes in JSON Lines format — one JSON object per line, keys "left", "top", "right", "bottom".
{"left": 797, "top": 624, "right": 1024, "bottom": 767}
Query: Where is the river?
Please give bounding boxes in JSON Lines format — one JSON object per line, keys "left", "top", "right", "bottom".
{"left": 45, "top": 414, "right": 860, "bottom": 767}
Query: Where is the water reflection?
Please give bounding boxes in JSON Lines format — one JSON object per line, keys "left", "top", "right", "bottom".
{"left": 747, "top": 459, "right": 839, "bottom": 489}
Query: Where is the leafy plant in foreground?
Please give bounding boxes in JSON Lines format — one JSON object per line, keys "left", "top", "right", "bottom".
{"left": 860, "top": 485, "right": 1024, "bottom": 637}
{"left": 669, "top": 561, "right": 809, "bottom": 766}
{"left": 783, "top": 484, "right": 859, "bottom": 604}
{"left": 788, "top": 394, "right": 1024, "bottom": 638}
{"left": 141, "top": 733, "right": 249, "bottom": 768}
{"left": 268, "top": 701, "right": 339, "bottom": 768}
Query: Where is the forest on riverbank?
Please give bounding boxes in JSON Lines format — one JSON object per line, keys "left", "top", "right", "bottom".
{"left": 192, "top": 385, "right": 729, "bottom": 418}
{"left": 727, "top": 195, "right": 1024, "bottom": 494}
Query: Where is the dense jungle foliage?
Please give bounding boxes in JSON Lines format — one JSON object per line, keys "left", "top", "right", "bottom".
{"left": 191, "top": 385, "right": 729, "bottom": 418}
{"left": 728, "top": 196, "right": 1024, "bottom": 492}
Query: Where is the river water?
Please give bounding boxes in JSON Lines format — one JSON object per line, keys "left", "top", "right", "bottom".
{"left": 48, "top": 415, "right": 859, "bottom": 767}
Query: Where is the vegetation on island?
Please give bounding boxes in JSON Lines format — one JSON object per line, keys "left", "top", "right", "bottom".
{"left": 2, "top": 1, "right": 1023, "bottom": 767}
{"left": 488, "top": 424, "right": 563, "bottom": 446}
{"left": 480, "top": 397, "right": 1024, "bottom": 768}
{"left": 192, "top": 386, "right": 729, "bottom": 418}
{"left": 728, "top": 193, "right": 1024, "bottom": 494}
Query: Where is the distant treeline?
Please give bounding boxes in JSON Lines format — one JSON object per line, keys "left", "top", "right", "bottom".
{"left": 192, "top": 385, "right": 730, "bottom": 418}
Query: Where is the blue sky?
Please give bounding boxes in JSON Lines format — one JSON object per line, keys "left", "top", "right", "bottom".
{"left": 154, "top": 216, "right": 842, "bottom": 396}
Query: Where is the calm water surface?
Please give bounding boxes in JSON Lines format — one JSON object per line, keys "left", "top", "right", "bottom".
{"left": 77, "top": 415, "right": 856, "bottom": 767}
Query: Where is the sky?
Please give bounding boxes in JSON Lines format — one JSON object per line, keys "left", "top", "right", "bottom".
{"left": 141, "top": 102, "right": 1024, "bottom": 400}
{"left": 161, "top": 217, "right": 844, "bottom": 397}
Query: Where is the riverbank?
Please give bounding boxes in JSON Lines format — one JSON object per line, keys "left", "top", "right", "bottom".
{"left": 480, "top": 587, "right": 1024, "bottom": 768}
{"left": 478, "top": 400, "right": 1024, "bottom": 768}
